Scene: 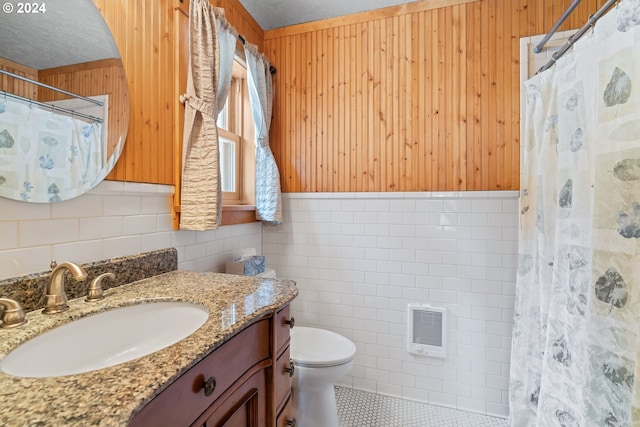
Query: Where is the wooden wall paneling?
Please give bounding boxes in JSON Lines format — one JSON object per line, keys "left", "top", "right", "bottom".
{"left": 300, "top": 31, "right": 307, "bottom": 193}
{"left": 389, "top": 16, "right": 398, "bottom": 191}
{"left": 356, "top": 22, "right": 365, "bottom": 192}
{"left": 478, "top": 2, "right": 489, "bottom": 190}
{"left": 286, "top": 34, "right": 294, "bottom": 192}
{"left": 286, "top": 35, "right": 295, "bottom": 192}
{"left": 383, "top": 18, "right": 392, "bottom": 191}
{"left": 308, "top": 31, "right": 316, "bottom": 192}
{"left": 330, "top": 26, "right": 338, "bottom": 192}
{"left": 349, "top": 23, "right": 357, "bottom": 191}
{"left": 435, "top": 9, "right": 444, "bottom": 190}
{"left": 92, "top": 0, "right": 175, "bottom": 185}
{"left": 414, "top": 12, "right": 424, "bottom": 192}
{"left": 8, "top": 0, "right": 616, "bottom": 194}
{"left": 308, "top": 30, "right": 315, "bottom": 193}
{"left": 466, "top": 3, "right": 477, "bottom": 190}
{"left": 328, "top": 28, "right": 334, "bottom": 192}
{"left": 0, "top": 59, "right": 38, "bottom": 99}
{"left": 443, "top": 6, "right": 453, "bottom": 190}
{"left": 454, "top": 5, "right": 466, "bottom": 190}
{"left": 93, "top": 0, "right": 263, "bottom": 190}
{"left": 38, "top": 59, "right": 129, "bottom": 166}
{"left": 172, "top": 0, "right": 189, "bottom": 227}
{"left": 493, "top": 1, "right": 504, "bottom": 190}
{"left": 297, "top": 31, "right": 305, "bottom": 193}
{"left": 265, "top": 0, "right": 613, "bottom": 193}
{"left": 265, "top": 0, "right": 481, "bottom": 40}
{"left": 339, "top": 25, "right": 347, "bottom": 192}
{"left": 503, "top": 3, "right": 514, "bottom": 190}
{"left": 371, "top": 20, "right": 381, "bottom": 192}
{"left": 402, "top": 14, "right": 413, "bottom": 192}
{"left": 272, "top": 37, "right": 282, "bottom": 191}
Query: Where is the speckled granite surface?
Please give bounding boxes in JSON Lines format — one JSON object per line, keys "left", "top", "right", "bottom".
{"left": 0, "top": 248, "right": 178, "bottom": 312}
{"left": 0, "top": 270, "right": 298, "bottom": 427}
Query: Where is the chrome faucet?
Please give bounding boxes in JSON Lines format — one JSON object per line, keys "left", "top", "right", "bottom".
{"left": 43, "top": 261, "right": 88, "bottom": 315}
{"left": 0, "top": 298, "right": 27, "bottom": 328}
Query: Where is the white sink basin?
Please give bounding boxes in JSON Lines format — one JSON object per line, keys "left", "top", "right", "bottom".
{"left": 0, "top": 301, "right": 209, "bottom": 378}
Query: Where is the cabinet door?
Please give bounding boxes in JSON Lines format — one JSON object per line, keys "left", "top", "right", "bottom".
{"left": 275, "top": 346, "right": 292, "bottom": 414}
{"left": 275, "top": 305, "right": 292, "bottom": 355}
{"left": 130, "top": 320, "right": 270, "bottom": 427}
{"left": 275, "top": 397, "right": 295, "bottom": 427}
{"left": 201, "top": 369, "right": 267, "bottom": 427}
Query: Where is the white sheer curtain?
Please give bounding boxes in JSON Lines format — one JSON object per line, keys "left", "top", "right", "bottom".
{"left": 180, "top": 0, "right": 237, "bottom": 230}
{"left": 243, "top": 43, "right": 282, "bottom": 224}
{"left": 510, "top": 2, "right": 640, "bottom": 425}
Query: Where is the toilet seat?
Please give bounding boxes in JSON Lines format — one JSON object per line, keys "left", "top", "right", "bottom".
{"left": 290, "top": 326, "right": 356, "bottom": 368}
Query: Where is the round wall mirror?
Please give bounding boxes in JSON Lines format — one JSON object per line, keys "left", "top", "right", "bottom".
{"left": 0, "top": 0, "right": 129, "bottom": 203}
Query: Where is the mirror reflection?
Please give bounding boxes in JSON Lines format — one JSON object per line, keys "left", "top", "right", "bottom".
{"left": 0, "top": 0, "right": 129, "bottom": 203}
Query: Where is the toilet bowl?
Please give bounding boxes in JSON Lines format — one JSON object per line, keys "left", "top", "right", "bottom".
{"left": 290, "top": 326, "right": 356, "bottom": 427}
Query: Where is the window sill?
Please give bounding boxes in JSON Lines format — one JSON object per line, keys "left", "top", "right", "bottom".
{"left": 221, "top": 205, "right": 258, "bottom": 226}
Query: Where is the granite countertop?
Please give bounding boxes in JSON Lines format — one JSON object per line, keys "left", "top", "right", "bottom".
{"left": 0, "top": 270, "right": 298, "bottom": 426}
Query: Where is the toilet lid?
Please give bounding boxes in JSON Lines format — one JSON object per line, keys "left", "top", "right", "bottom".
{"left": 290, "top": 326, "right": 356, "bottom": 368}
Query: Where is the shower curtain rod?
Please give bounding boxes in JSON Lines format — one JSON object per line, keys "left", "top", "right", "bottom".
{"left": 534, "top": 0, "right": 584, "bottom": 53}
{"left": 537, "top": 0, "right": 619, "bottom": 74}
{"left": 0, "top": 69, "right": 104, "bottom": 106}
{"left": 1, "top": 90, "right": 104, "bottom": 124}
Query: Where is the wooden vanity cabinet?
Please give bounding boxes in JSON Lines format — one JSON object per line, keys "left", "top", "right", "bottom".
{"left": 129, "top": 305, "right": 294, "bottom": 427}
{"left": 130, "top": 318, "right": 271, "bottom": 427}
{"left": 274, "top": 305, "right": 295, "bottom": 426}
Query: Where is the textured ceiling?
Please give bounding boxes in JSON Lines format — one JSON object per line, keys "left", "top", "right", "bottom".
{"left": 0, "top": 0, "right": 119, "bottom": 70}
{"left": 238, "top": 0, "right": 416, "bottom": 30}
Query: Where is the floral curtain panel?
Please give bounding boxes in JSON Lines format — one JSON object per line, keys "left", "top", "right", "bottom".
{"left": 180, "top": 0, "right": 236, "bottom": 230}
{"left": 510, "top": 1, "right": 640, "bottom": 425}
{"left": 243, "top": 43, "right": 282, "bottom": 224}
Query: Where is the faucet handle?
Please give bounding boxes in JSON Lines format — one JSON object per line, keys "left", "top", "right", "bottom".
{"left": 86, "top": 273, "right": 115, "bottom": 302}
{"left": 0, "top": 298, "right": 27, "bottom": 329}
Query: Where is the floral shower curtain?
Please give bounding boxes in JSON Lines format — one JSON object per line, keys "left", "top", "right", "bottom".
{"left": 509, "top": 1, "right": 640, "bottom": 425}
{"left": 180, "top": 0, "right": 236, "bottom": 230}
{"left": 0, "top": 97, "right": 104, "bottom": 203}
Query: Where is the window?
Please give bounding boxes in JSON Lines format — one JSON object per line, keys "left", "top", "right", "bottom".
{"left": 217, "top": 56, "right": 255, "bottom": 205}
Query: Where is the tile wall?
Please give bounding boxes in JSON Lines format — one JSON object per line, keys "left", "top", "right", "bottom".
{"left": 0, "top": 182, "right": 519, "bottom": 418}
{"left": 262, "top": 191, "right": 519, "bottom": 418}
{"left": 0, "top": 181, "right": 262, "bottom": 280}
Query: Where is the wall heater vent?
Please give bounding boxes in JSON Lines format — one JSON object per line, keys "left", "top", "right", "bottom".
{"left": 407, "top": 303, "right": 447, "bottom": 358}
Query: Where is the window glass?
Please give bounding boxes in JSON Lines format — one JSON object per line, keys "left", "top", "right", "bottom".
{"left": 219, "top": 136, "right": 236, "bottom": 192}
{"left": 217, "top": 102, "right": 228, "bottom": 130}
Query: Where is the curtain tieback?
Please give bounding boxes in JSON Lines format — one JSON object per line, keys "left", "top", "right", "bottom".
{"left": 184, "top": 95, "right": 216, "bottom": 119}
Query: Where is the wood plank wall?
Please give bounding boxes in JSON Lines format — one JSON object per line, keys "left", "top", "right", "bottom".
{"left": 1, "top": 57, "right": 127, "bottom": 164}
{"left": 264, "top": 0, "right": 609, "bottom": 192}
{"left": 92, "top": 0, "right": 263, "bottom": 184}
{"left": 0, "top": 59, "right": 38, "bottom": 98}
{"left": 38, "top": 59, "right": 129, "bottom": 165}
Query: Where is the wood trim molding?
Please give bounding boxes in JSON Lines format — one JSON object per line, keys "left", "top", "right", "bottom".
{"left": 221, "top": 205, "right": 258, "bottom": 226}
{"left": 0, "top": 57, "right": 38, "bottom": 75}
{"left": 38, "top": 58, "right": 122, "bottom": 76}
{"left": 264, "top": 0, "right": 481, "bottom": 39}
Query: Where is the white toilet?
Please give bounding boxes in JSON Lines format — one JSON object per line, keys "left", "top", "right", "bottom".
{"left": 290, "top": 326, "right": 357, "bottom": 427}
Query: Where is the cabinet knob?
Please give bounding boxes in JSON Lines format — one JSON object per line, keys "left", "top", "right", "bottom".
{"left": 285, "top": 317, "right": 295, "bottom": 329}
{"left": 285, "top": 361, "right": 295, "bottom": 377}
{"left": 202, "top": 377, "right": 217, "bottom": 396}
{"left": 286, "top": 419, "right": 296, "bottom": 427}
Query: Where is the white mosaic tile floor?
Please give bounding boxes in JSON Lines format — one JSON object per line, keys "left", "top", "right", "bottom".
{"left": 335, "top": 386, "right": 509, "bottom": 427}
